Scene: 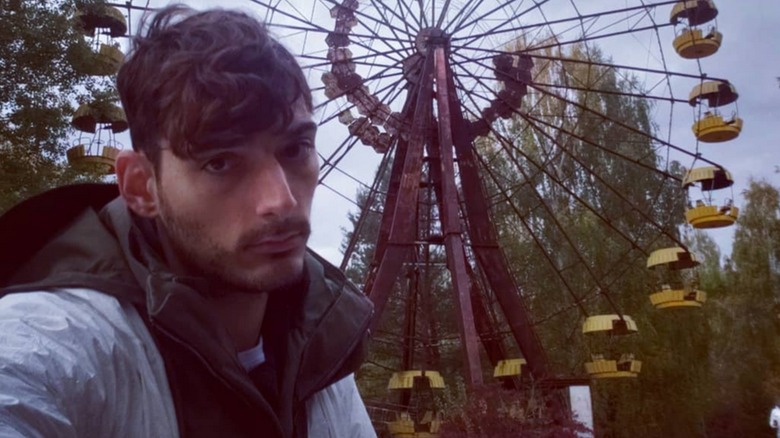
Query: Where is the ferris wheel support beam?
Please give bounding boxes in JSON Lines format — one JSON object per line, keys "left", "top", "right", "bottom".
{"left": 423, "top": 97, "right": 517, "bottom": 390}
{"left": 439, "top": 46, "right": 551, "bottom": 378}
{"left": 363, "top": 55, "right": 434, "bottom": 332}
{"left": 433, "top": 47, "right": 483, "bottom": 387}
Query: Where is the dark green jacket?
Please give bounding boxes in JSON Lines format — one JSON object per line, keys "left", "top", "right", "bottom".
{"left": 0, "top": 184, "right": 373, "bottom": 437}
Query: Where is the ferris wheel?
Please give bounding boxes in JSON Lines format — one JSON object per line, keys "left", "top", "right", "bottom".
{"left": 67, "top": 0, "right": 741, "bottom": 430}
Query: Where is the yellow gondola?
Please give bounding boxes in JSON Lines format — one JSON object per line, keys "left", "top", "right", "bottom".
{"left": 670, "top": 0, "right": 718, "bottom": 26}
{"left": 92, "top": 44, "right": 124, "bottom": 75}
{"left": 387, "top": 411, "right": 442, "bottom": 438}
{"left": 688, "top": 81, "right": 742, "bottom": 142}
{"left": 682, "top": 166, "right": 733, "bottom": 190}
{"left": 647, "top": 247, "right": 699, "bottom": 270}
{"left": 71, "top": 102, "right": 129, "bottom": 134}
{"left": 684, "top": 204, "right": 738, "bottom": 228}
{"left": 75, "top": 5, "right": 127, "bottom": 37}
{"left": 493, "top": 358, "right": 526, "bottom": 378}
{"left": 649, "top": 286, "right": 707, "bottom": 309}
{"left": 66, "top": 143, "right": 120, "bottom": 174}
{"left": 647, "top": 248, "right": 706, "bottom": 309}
{"left": 387, "top": 370, "right": 446, "bottom": 390}
{"left": 673, "top": 28, "right": 722, "bottom": 59}
{"left": 683, "top": 166, "right": 739, "bottom": 228}
{"left": 582, "top": 314, "right": 638, "bottom": 335}
{"left": 585, "top": 353, "right": 642, "bottom": 378}
{"left": 692, "top": 113, "right": 742, "bottom": 142}
{"left": 689, "top": 81, "right": 738, "bottom": 107}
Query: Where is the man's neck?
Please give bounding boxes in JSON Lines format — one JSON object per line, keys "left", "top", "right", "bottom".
{"left": 210, "top": 293, "right": 269, "bottom": 351}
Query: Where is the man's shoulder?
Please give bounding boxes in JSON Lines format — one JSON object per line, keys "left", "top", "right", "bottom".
{"left": 0, "top": 288, "right": 147, "bottom": 350}
{"left": 0, "top": 287, "right": 163, "bottom": 392}
{"left": 305, "top": 249, "right": 370, "bottom": 303}
{"left": 0, "top": 287, "right": 178, "bottom": 437}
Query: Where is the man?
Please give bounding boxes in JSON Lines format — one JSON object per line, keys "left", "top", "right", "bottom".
{"left": 0, "top": 6, "right": 375, "bottom": 437}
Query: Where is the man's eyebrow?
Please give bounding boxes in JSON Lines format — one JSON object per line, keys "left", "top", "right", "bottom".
{"left": 186, "top": 121, "right": 318, "bottom": 160}
{"left": 284, "top": 120, "right": 318, "bottom": 136}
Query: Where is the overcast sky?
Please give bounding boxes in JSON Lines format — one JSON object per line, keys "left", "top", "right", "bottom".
{"left": 121, "top": 0, "right": 780, "bottom": 265}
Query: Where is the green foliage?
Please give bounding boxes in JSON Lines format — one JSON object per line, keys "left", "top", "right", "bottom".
{"left": 439, "top": 382, "right": 586, "bottom": 437}
{"left": 0, "top": 0, "right": 109, "bottom": 212}
{"left": 702, "top": 179, "right": 780, "bottom": 437}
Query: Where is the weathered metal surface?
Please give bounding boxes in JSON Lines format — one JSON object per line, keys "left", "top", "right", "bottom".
{"left": 431, "top": 46, "right": 482, "bottom": 386}
{"left": 363, "top": 54, "right": 435, "bottom": 330}
{"left": 441, "top": 52, "right": 551, "bottom": 378}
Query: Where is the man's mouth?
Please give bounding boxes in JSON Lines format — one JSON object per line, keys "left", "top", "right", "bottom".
{"left": 243, "top": 231, "right": 307, "bottom": 255}
{"left": 239, "top": 219, "right": 311, "bottom": 255}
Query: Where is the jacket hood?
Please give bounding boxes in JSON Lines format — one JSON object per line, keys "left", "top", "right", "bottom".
{"left": 0, "top": 184, "right": 141, "bottom": 301}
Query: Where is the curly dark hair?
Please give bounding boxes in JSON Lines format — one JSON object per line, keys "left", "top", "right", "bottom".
{"left": 117, "top": 5, "right": 312, "bottom": 166}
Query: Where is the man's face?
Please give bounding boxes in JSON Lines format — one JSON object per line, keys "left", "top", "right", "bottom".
{"left": 152, "top": 101, "right": 318, "bottom": 293}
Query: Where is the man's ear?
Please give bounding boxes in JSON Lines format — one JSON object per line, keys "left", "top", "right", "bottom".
{"left": 116, "top": 150, "right": 159, "bottom": 218}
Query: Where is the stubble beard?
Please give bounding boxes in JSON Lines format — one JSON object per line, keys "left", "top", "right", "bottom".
{"left": 157, "top": 196, "right": 310, "bottom": 296}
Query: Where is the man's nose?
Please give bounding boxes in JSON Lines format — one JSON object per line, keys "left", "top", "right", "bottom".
{"left": 253, "top": 161, "right": 297, "bottom": 217}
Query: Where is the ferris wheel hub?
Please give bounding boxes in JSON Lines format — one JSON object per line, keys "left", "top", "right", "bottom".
{"left": 415, "top": 27, "right": 449, "bottom": 55}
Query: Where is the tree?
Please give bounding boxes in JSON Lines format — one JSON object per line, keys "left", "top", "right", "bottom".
{"left": 704, "top": 179, "right": 780, "bottom": 437}
{"left": 0, "top": 0, "right": 109, "bottom": 212}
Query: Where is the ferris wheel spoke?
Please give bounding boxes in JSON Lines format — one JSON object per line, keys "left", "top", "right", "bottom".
{"left": 254, "top": 1, "right": 413, "bottom": 51}
{"left": 452, "top": 72, "right": 654, "bottom": 263}
{"left": 312, "top": 64, "right": 405, "bottom": 113}
{"left": 396, "top": 0, "right": 425, "bottom": 33}
{"left": 320, "top": 154, "right": 375, "bottom": 192}
{"left": 517, "top": 110, "right": 689, "bottom": 252}
{"left": 339, "top": 150, "right": 394, "bottom": 270}
{"left": 530, "top": 22, "right": 671, "bottom": 52}
{"left": 450, "top": 50, "right": 721, "bottom": 170}
{"left": 526, "top": 82, "right": 721, "bottom": 167}
{"left": 458, "top": 69, "right": 679, "bottom": 108}
{"left": 535, "top": 227, "right": 672, "bottom": 327}
{"left": 300, "top": 52, "right": 401, "bottom": 71}
{"left": 439, "top": 0, "right": 488, "bottom": 36}
{"left": 318, "top": 132, "right": 360, "bottom": 176}
{"left": 364, "top": 0, "right": 420, "bottom": 39}
{"left": 314, "top": 65, "right": 403, "bottom": 114}
{"left": 451, "top": 1, "right": 668, "bottom": 46}
{"left": 474, "top": 154, "right": 595, "bottom": 318}
{"left": 433, "top": 0, "right": 452, "bottom": 29}
{"left": 455, "top": 48, "right": 721, "bottom": 82}
{"left": 477, "top": 142, "right": 630, "bottom": 324}
{"left": 453, "top": 0, "right": 550, "bottom": 49}
{"left": 319, "top": 0, "right": 417, "bottom": 53}
{"left": 449, "top": 0, "right": 539, "bottom": 39}
{"left": 416, "top": 0, "right": 429, "bottom": 29}
{"left": 494, "top": 75, "right": 688, "bottom": 105}
{"left": 318, "top": 181, "right": 365, "bottom": 209}
{"left": 250, "top": 0, "right": 329, "bottom": 32}
{"left": 635, "top": 0, "right": 677, "bottom": 145}
{"left": 359, "top": 0, "right": 418, "bottom": 58}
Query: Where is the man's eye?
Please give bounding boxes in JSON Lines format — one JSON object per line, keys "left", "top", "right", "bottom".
{"left": 279, "top": 141, "right": 314, "bottom": 161}
{"left": 202, "top": 155, "right": 235, "bottom": 173}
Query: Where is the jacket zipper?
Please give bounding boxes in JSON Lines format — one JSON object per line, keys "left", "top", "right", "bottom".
{"left": 153, "top": 321, "right": 286, "bottom": 437}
